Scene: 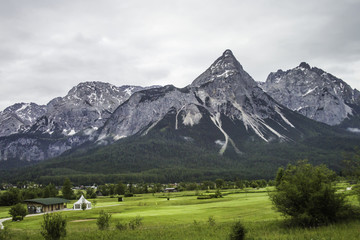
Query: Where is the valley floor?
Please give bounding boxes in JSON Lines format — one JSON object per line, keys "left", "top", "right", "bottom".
{"left": 1, "top": 188, "right": 360, "bottom": 239}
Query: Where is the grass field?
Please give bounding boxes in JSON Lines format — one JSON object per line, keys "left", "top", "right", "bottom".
{"left": 1, "top": 188, "right": 360, "bottom": 239}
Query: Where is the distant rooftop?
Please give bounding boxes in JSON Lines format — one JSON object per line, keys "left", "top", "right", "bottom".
{"left": 24, "top": 198, "right": 70, "bottom": 206}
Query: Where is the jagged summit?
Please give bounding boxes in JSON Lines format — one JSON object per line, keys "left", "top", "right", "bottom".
{"left": 190, "top": 49, "right": 253, "bottom": 88}
{"left": 222, "top": 49, "right": 235, "bottom": 57}
{"left": 298, "top": 62, "right": 311, "bottom": 69}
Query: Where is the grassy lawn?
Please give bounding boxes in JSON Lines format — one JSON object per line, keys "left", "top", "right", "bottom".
{"left": 0, "top": 206, "right": 11, "bottom": 219}
{"left": 1, "top": 188, "right": 360, "bottom": 239}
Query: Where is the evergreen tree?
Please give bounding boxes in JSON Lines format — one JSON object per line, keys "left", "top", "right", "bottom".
{"left": 43, "top": 183, "right": 58, "bottom": 198}
{"left": 115, "top": 182, "right": 126, "bottom": 195}
{"left": 275, "top": 167, "right": 284, "bottom": 187}
{"left": 61, "top": 178, "right": 73, "bottom": 200}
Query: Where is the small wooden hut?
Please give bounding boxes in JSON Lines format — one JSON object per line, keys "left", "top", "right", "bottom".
{"left": 24, "top": 198, "right": 70, "bottom": 214}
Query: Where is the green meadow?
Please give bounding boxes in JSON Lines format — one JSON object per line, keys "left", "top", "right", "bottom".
{"left": 2, "top": 188, "right": 360, "bottom": 239}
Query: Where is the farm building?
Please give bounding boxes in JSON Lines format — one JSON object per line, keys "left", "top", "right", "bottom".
{"left": 24, "top": 198, "right": 70, "bottom": 214}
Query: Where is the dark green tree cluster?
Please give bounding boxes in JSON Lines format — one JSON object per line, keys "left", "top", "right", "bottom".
{"left": 270, "top": 160, "right": 357, "bottom": 227}
{"left": 85, "top": 187, "right": 97, "bottom": 199}
{"left": 0, "top": 183, "right": 58, "bottom": 206}
{"left": 342, "top": 147, "right": 360, "bottom": 204}
{"left": 343, "top": 147, "right": 360, "bottom": 179}
{"left": 97, "top": 182, "right": 155, "bottom": 196}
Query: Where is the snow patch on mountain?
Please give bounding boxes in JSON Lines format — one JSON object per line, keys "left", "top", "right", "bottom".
{"left": 347, "top": 128, "right": 360, "bottom": 133}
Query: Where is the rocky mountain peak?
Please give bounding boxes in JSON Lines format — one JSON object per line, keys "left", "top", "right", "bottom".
{"left": 262, "top": 63, "right": 356, "bottom": 125}
{"left": 298, "top": 62, "right": 311, "bottom": 70}
{"left": 190, "top": 49, "right": 255, "bottom": 89}
{"left": 210, "top": 49, "right": 244, "bottom": 74}
{"left": 98, "top": 50, "right": 300, "bottom": 154}
{"left": 0, "top": 102, "right": 46, "bottom": 137}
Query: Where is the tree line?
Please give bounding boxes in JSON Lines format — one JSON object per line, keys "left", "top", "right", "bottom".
{"left": 0, "top": 176, "right": 274, "bottom": 206}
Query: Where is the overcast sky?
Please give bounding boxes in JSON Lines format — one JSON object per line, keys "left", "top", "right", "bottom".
{"left": 0, "top": 0, "right": 360, "bottom": 111}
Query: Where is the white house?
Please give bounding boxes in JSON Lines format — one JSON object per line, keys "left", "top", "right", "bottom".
{"left": 73, "top": 195, "right": 91, "bottom": 210}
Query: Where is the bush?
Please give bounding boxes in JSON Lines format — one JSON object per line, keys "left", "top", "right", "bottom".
{"left": 229, "top": 221, "right": 246, "bottom": 240}
{"left": 197, "top": 195, "right": 212, "bottom": 199}
{"left": 269, "top": 161, "right": 354, "bottom": 227}
{"left": 40, "top": 213, "right": 67, "bottom": 240}
{"left": 214, "top": 189, "right": 222, "bottom": 198}
{"left": 208, "top": 216, "right": 215, "bottom": 226}
{"left": 9, "top": 203, "right": 27, "bottom": 221}
{"left": 81, "top": 203, "right": 87, "bottom": 211}
{"left": 115, "top": 221, "right": 127, "bottom": 231}
{"left": 128, "top": 216, "right": 143, "bottom": 230}
{"left": 353, "top": 184, "right": 360, "bottom": 203}
{"left": 96, "top": 210, "right": 111, "bottom": 230}
{"left": 13, "top": 215, "right": 23, "bottom": 221}
{"left": 124, "top": 192, "right": 134, "bottom": 197}
{"left": 0, "top": 227, "right": 10, "bottom": 240}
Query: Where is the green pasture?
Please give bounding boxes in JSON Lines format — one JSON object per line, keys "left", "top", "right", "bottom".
{"left": 0, "top": 206, "right": 11, "bottom": 219}
{"left": 1, "top": 188, "right": 360, "bottom": 239}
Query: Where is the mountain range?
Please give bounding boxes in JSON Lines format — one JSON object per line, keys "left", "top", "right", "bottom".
{"left": 0, "top": 49, "right": 359, "bottom": 183}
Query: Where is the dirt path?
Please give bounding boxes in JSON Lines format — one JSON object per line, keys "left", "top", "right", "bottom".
{"left": 0, "top": 217, "right": 11, "bottom": 230}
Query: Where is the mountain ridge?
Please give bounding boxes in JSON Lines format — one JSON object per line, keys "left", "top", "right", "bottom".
{"left": 0, "top": 50, "right": 359, "bottom": 178}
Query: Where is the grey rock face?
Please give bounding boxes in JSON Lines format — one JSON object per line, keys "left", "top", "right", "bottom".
{"left": 0, "top": 103, "right": 46, "bottom": 137}
{"left": 189, "top": 50, "right": 297, "bottom": 144}
{"left": 355, "top": 89, "right": 360, "bottom": 105}
{"left": 261, "top": 63, "right": 356, "bottom": 125}
{"left": 29, "top": 82, "right": 148, "bottom": 136}
{"left": 98, "top": 85, "right": 197, "bottom": 142}
{"left": 0, "top": 135, "right": 88, "bottom": 162}
{"left": 0, "top": 82, "right": 156, "bottom": 163}
{"left": 99, "top": 50, "right": 298, "bottom": 156}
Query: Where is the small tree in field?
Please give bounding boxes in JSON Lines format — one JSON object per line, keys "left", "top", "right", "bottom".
{"left": 40, "top": 213, "right": 67, "bottom": 240}
{"left": 97, "top": 210, "right": 111, "bottom": 230}
{"left": 269, "top": 160, "right": 353, "bottom": 227}
{"left": 9, "top": 203, "right": 27, "bottom": 221}
{"left": 229, "top": 220, "right": 246, "bottom": 240}
{"left": 81, "top": 203, "right": 87, "bottom": 211}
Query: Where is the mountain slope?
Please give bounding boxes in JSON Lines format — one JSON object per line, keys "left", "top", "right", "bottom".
{"left": 3, "top": 119, "right": 359, "bottom": 185}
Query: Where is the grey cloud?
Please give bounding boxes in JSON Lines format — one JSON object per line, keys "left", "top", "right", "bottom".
{"left": 1, "top": 0, "right": 360, "bottom": 111}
